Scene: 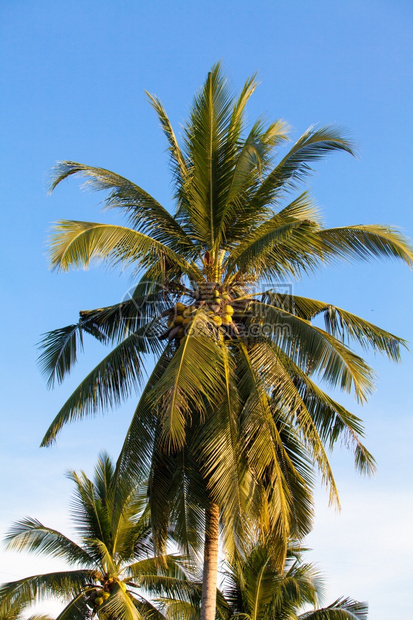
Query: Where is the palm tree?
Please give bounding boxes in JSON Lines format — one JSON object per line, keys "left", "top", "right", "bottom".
{"left": 38, "top": 64, "right": 413, "bottom": 619}
{"left": 220, "top": 540, "right": 368, "bottom": 620}
{"left": 0, "top": 453, "right": 196, "bottom": 620}
{"left": 0, "top": 598, "right": 52, "bottom": 620}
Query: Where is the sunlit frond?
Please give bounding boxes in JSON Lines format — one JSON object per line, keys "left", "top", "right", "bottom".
{"left": 316, "top": 224, "right": 413, "bottom": 267}
{"left": 250, "top": 301, "right": 375, "bottom": 401}
{"left": 49, "top": 220, "right": 202, "bottom": 281}
{"left": 149, "top": 313, "right": 225, "bottom": 451}
{"left": 4, "top": 518, "right": 93, "bottom": 566}
{"left": 50, "top": 161, "right": 195, "bottom": 255}
{"left": 299, "top": 597, "right": 368, "bottom": 620}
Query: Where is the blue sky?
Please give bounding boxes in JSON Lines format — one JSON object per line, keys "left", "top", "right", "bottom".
{"left": 0, "top": 1, "right": 412, "bottom": 617}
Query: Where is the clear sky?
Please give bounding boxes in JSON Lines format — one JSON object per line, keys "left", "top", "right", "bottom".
{"left": 0, "top": 1, "right": 412, "bottom": 618}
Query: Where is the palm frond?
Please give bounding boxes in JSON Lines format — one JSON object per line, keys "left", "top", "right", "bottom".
{"left": 194, "top": 342, "right": 249, "bottom": 552}
{"left": 145, "top": 92, "right": 190, "bottom": 199}
{"left": 99, "top": 585, "right": 142, "bottom": 620}
{"left": 38, "top": 324, "right": 86, "bottom": 388}
{"left": 115, "top": 346, "right": 175, "bottom": 484}
{"left": 316, "top": 224, "right": 413, "bottom": 267}
{"left": 299, "top": 597, "right": 368, "bottom": 620}
{"left": 180, "top": 63, "right": 235, "bottom": 250}
{"left": 250, "top": 301, "right": 375, "bottom": 401}
{"left": 164, "top": 443, "right": 209, "bottom": 557}
{"left": 236, "top": 341, "right": 314, "bottom": 541}
{"left": 4, "top": 518, "right": 93, "bottom": 566}
{"left": 54, "top": 593, "right": 92, "bottom": 620}
{"left": 50, "top": 161, "right": 195, "bottom": 255}
{"left": 262, "top": 291, "right": 406, "bottom": 361}
{"left": 150, "top": 313, "right": 225, "bottom": 451}
{"left": 272, "top": 345, "right": 376, "bottom": 477}
{"left": 0, "top": 572, "right": 94, "bottom": 610}
{"left": 251, "top": 125, "right": 355, "bottom": 208}
{"left": 49, "top": 220, "right": 202, "bottom": 281}
{"left": 41, "top": 323, "right": 163, "bottom": 446}
{"left": 216, "top": 118, "right": 290, "bottom": 250}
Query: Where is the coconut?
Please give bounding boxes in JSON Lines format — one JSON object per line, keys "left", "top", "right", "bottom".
{"left": 224, "top": 305, "right": 234, "bottom": 315}
{"left": 175, "top": 302, "right": 186, "bottom": 313}
{"left": 221, "top": 314, "right": 233, "bottom": 325}
{"left": 174, "top": 315, "right": 184, "bottom": 324}
{"left": 95, "top": 597, "right": 104, "bottom": 606}
{"left": 182, "top": 317, "right": 191, "bottom": 327}
{"left": 212, "top": 315, "right": 223, "bottom": 326}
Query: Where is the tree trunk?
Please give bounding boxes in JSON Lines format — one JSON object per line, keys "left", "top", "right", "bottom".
{"left": 200, "top": 502, "right": 220, "bottom": 620}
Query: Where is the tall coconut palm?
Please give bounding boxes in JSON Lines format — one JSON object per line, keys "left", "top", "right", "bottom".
{"left": 220, "top": 540, "right": 368, "bottom": 620}
{"left": 0, "top": 453, "right": 197, "bottom": 620}
{"left": 38, "top": 64, "right": 413, "bottom": 619}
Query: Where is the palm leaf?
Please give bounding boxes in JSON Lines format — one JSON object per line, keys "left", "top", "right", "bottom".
{"left": 41, "top": 323, "right": 163, "bottom": 446}
{"left": 4, "top": 518, "right": 93, "bottom": 566}
{"left": 54, "top": 592, "right": 92, "bottom": 620}
{"left": 38, "top": 324, "right": 86, "bottom": 388}
{"left": 250, "top": 301, "right": 375, "bottom": 401}
{"left": 262, "top": 291, "right": 406, "bottom": 360}
{"left": 150, "top": 313, "right": 225, "bottom": 451}
{"left": 50, "top": 161, "right": 194, "bottom": 255}
{"left": 316, "top": 224, "right": 413, "bottom": 267}
{"left": 251, "top": 125, "right": 355, "bottom": 209}
{"left": 49, "top": 220, "right": 202, "bottom": 281}
{"left": 271, "top": 345, "right": 376, "bottom": 477}
{"left": 145, "top": 92, "right": 190, "bottom": 199}
{"left": 194, "top": 341, "right": 249, "bottom": 552}
{"left": 0, "top": 572, "right": 94, "bottom": 609}
{"left": 236, "top": 341, "right": 314, "bottom": 541}
{"left": 299, "top": 597, "right": 368, "bottom": 620}
{"left": 115, "top": 346, "right": 175, "bottom": 484}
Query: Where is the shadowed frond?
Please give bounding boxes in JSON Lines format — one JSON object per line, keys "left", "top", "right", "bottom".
{"left": 41, "top": 323, "right": 164, "bottom": 446}
{"left": 0, "top": 572, "right": 94, "bottom": 610}
{"left": 38, "top": 324, "right": 86, "bottom": 388}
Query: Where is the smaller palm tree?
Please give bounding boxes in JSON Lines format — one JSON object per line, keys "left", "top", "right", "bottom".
{"left": 0, "top": 598, "right": 52, "bottom": 620}
{"left": 0, "top": 453, "right": 196, "bottom": 620}
{"left": 220, "top": 540, "right": 368, "bottom": 620}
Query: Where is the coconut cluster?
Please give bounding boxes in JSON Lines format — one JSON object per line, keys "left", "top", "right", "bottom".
{"left": 88, "top": 578, "right": 127, "bottom": 609}
{"left": 161, "top": 285, "right": 243, "bottom": 344}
